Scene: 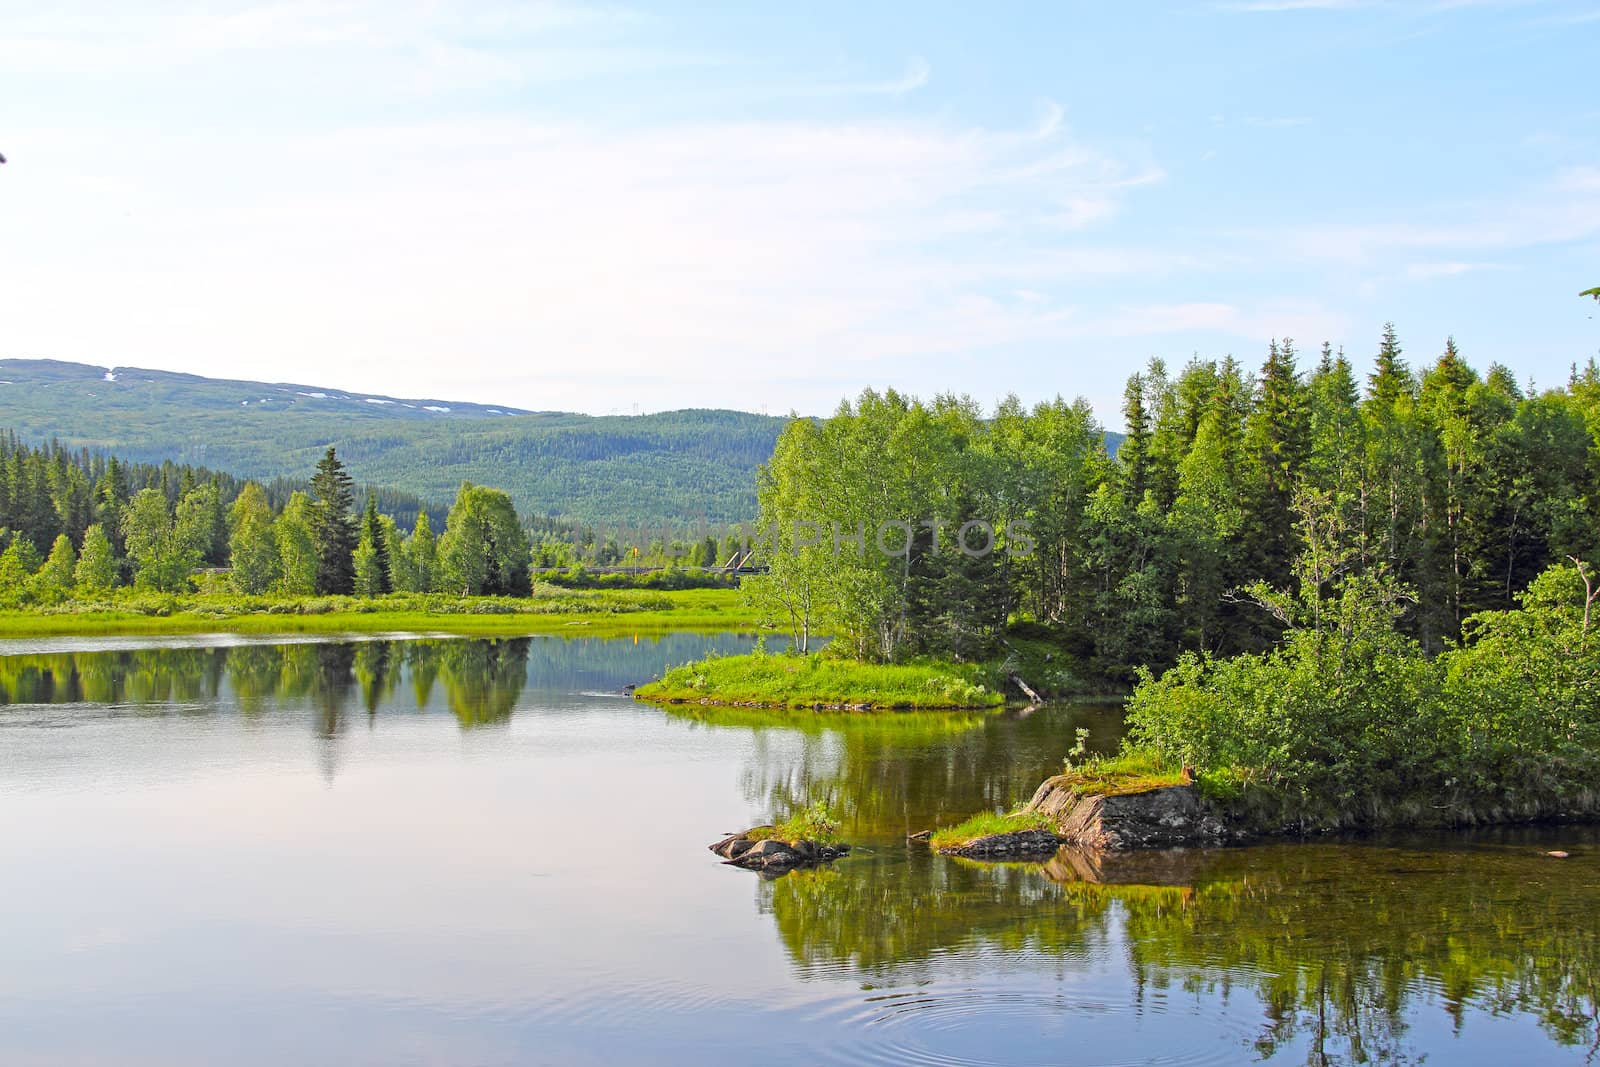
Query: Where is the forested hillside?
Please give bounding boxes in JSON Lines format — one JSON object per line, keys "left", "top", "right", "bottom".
{"left": 0, "top": 359, "right": 785, "bottom": 524}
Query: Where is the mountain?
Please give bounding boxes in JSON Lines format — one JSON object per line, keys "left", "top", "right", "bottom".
{"left": 0, "top": 359, "right": 785, "bottom": 525}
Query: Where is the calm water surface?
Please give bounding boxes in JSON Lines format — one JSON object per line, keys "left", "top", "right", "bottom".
{"left": 2, "top": 633, "right": 1597, "bottom": 1066}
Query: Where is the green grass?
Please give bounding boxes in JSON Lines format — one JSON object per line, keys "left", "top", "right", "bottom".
{"left": 929, "top": 810, "right": 1058, "bottom": 850}
{"left": 746, "top": 802, "right": 844, "bottom": 845}
{"left": 633, "top": 651, "right": 1005, "bottom": 709}
{"left": 1046, "top": 748, "right": 1191, "bottom": 798}
{"left": 929, "top": 750, "right": 1191, "bottom": 851}
{"left": 0, "top": 587, "right": 761, "bottom": 638}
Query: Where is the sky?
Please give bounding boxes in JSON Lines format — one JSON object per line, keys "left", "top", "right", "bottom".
{"left": 1, "top": 1, "right": 1597, "bottom": 426}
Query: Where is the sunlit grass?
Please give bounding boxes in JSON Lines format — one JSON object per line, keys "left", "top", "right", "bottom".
{"left": 0, "top": 588, "right": 763, "bottom": 638}
{"left": 634, "top": 650, "right": 1004, "bottom": 709}
{"left": 746, "top": 802, "right": 844, "bottom": 845}
{"left": 929, "top": 810, "right": 1057, "bottom": 850}
{"left": 1050, "top": 747, "right": 1191, "bottom": 797}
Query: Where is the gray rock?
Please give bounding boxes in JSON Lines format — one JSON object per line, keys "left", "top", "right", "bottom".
{"left": 1025, "top": 780, "right": 1228, "bottom": 851}
{"left": 941, "top": 828, "right": 1064, "bottom": 858}
{"left": 708, "top": 828, "right": 850, "bottom": 875}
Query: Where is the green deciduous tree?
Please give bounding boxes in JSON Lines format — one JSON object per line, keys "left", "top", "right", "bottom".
{"left": 274, "top": 492, "right": 318, "bottom": 596}
{"left": 33, "top": 533, "right": 77, "bottom": 604}
{"left": 228, "top": 483, "right": 279, "bottom": 594}
{"left": 122, "top": 487, "right": 199, "bottom": 593}
{"left": 0, "top": 538, "right": 42, "bottom": 608}
{"left": 400, "top": 511, "right": 437, "bottom": 593}
{"left": 74, "top": 523, "right": 117, "bottom": 594}
{"left": 438, "top": 484, "right": 531, "bottom": 596}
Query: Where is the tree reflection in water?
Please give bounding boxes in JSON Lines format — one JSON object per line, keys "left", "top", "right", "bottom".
{"left": 661, "top": 701, "right": 1126, "bottom": 839}
{"left": 5, "top": 641, "right": 1598, "bottom": 1064}
{"left": 760, "top": 832, "right": 1600, "bottom": 1065}
{"left": 670, "top": 701, "right": 1600, "bottom": 1064}
{"left": 0, "top": 637, "right": 532, "bottom": 730}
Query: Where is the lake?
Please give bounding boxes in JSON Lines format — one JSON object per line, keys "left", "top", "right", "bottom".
{"left": 2, "top": 633, "right": 1597, "bottom": 1066}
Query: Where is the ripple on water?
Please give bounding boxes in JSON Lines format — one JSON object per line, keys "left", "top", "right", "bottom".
{"left": 801, "top": 979, "right": 1265, "bottom": 1067}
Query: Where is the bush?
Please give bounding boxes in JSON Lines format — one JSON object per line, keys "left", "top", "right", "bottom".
{"left": 1125, "top": 563, "right": 1600, "bottom": 824}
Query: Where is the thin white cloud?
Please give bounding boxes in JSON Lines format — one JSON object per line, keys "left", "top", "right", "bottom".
{"left": 1403, "top": 261, "right": 1508, "bottom": 280}
{"left": 796, "top": 56, "right": 931, "bottom": 97}
{"left": 1243, "top": 115, "right": 1314, "bottom": 128}
{"left": 1237, "top": 168, "right": 1600, "bottom": 264}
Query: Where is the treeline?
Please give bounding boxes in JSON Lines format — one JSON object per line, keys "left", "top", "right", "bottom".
{"left": 751, "top": 326, "right": 1600, "bottom": 678}
{"left": 0, "top": 444, "right": 535, "bottom": 604}
{"left": 0, "top": 432, "right": 447, "bottom": 557}
{"left": 531, "top": 529, "right": 750, "bottom": 571}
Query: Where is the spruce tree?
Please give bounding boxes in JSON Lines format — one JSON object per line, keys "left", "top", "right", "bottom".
{"left": 309, "top": 447, "right": 357, "bottom": 595}
{"left": 1362, "top": 324, "right": 1423, "bottom": 579}
{"left": 1119, "top": 372, "right": 1151, "bottom": 504}
{"left": 1242, "top": 339, "right": 1309, "bottom": 591}
{"left": 359, "top": 493, "right": 392, "bottom": 594}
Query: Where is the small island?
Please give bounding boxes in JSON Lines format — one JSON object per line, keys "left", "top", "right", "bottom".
{"left": 634, "top": 650, "right": 1005, "bottom": 710}
{"left": 709, "top": 804, "right": 851, "bottom": 875}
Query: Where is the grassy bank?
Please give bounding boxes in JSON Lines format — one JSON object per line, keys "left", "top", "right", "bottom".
{"left": 929, "top": 811, "right": 1058, "bottom": 851}
{"left": 0, "top": 587, "right": 760, "bottom": 638}
{"left": 1038, "top": 750, "right": 1191, "bottom": 798}
{"left": 930, "top": 752, "right": 1190, "bottom": 850}
{"left": 634, "top": 650, "right": 1004, "bottom": 709}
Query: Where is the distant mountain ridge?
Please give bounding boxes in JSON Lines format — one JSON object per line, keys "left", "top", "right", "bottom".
{"left": 2, "top": 358, "right": 544, "bottom": 418}
{"left": 0, "top": 359, "right": 785, "bottom": 525}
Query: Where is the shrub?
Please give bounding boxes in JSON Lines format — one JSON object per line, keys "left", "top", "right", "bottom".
{"left": 1125, "top": 562, "right": 1600, "bottom": 823}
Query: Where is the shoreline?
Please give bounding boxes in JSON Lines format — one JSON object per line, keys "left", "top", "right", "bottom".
{"left": 0, "top": 588, "right": 762, "bottom": 640}
{"left": 934, "top": 769, "right": 1600, "bottom": 857}
{"left": 632, "top": 650, "right": 1007, "bottom": 711}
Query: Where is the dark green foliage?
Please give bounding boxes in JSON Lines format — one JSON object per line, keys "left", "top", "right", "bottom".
{"left": 437, "top": 484, "right": 531, "bottom": 597}
{"left": 309, "top": 448, "right": 357, "bottom": 595}
{"left": 1127, "top": 558, "right": 1600, "bottom": 825}
{"left": 357, "top": 493, "right": 392, "bottom": 595}
{"left": 750, "top": 328, "right": 1600, "bottom": 689}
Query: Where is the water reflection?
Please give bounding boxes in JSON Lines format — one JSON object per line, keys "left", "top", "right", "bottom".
{"left": 662, "top": 701, "right": 1126, "bottom": 840}
{"left": 3, "top": 636, "right": 1598, "bottom": 1066}
{"left": 0, "top": 633, "right": 747, "bottom": 719}
{"left": 0, "top": 633, "right": 758, "bottom": 784}
{"left": 757, "top": 830, "right": 1600, "bottom": 1065}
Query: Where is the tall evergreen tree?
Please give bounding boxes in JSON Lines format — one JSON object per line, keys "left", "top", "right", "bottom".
{"left": 1362, "top": 324, "right": 1424, "bottom": 581}
{"left": 309, "top": 447, "right": 357, "bottom": 595}
{"left": 1119, "top": 372, "right": 1151, "bottom": 504}
{"left": 356, "top": 493, "right": 392, "bottom": 595}
{"left": 1242, "top": 339, "right": 1309, "bottom": 592}
{"left": 1144, "top": 358, "right": 1183, "bottom": 510}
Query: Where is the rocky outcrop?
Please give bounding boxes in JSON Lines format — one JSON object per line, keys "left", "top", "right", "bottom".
{"left": 710, "top": 829, "right": 851, "bottom": 875}
{"left": 1024, "top": 779, "right": 1229, "bottom": 851}
{"left": 940, "top": 828, "right": 1064, "bottom": 858}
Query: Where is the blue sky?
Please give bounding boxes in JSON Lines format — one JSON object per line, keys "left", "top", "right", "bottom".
{"left": 1, "top": 1, "right": 1596, "bottom": 425}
